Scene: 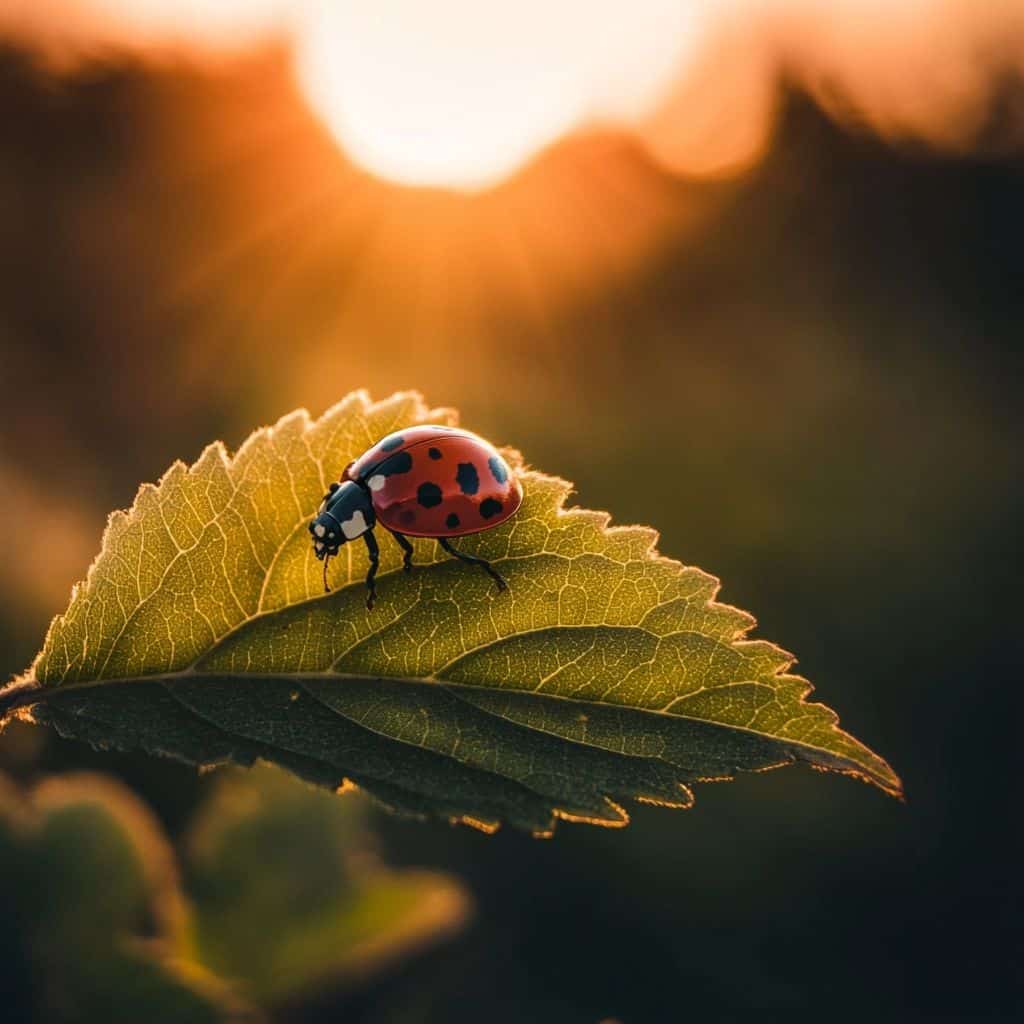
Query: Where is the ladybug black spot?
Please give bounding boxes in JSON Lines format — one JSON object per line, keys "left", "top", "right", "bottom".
{"left": 456, "top": 462, "right": 480, "bottom": 495}
{"left": 380, "top": 434, "right": 405, "bottom": 452}
{"left": 428, "top": 447, "right": 442, "bottom": 460}
{"left": 488, "top": 455, "right": 509, "bottom": 484}
{"left": 379, "top": 451, "right": 413, "bottom": 476}
{"left": 400, "top": 508, "right": 417, "bottom": 526}
{"left": 480, "top": 498, "right": 503, "bottom": 519}
{"left": 417, "top": 482, "right": 443, "bottom": 508}
{"left": 446, "top": 512, "right": 460, "bottom": 529}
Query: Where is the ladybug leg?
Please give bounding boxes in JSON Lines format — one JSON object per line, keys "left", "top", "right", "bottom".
{"left": 438, "top": 537, "right": 507, "bottom": 593}
{"left": 388, "top": 529, "right": 415, "bottom": 573}
{"left": 363, "top": 530, "right": 380, "bottom": 609}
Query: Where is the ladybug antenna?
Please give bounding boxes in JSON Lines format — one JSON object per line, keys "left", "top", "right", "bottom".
{"left": 323, "top": 553, "right": 332, "bottom": 594}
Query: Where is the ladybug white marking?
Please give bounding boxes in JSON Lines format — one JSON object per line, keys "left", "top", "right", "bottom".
{"left": 341, "top": 510, "right": 369, "bottom": 540}
{"left": 368, "top": 474, "right": 386, "bottom": 492}
{"left": 314, "top": 523, "right": 326, "bottom": 538}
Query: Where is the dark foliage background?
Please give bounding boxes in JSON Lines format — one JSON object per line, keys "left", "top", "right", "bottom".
{"left": 0, "top": 41, "right": 1020, "bottom": 1024}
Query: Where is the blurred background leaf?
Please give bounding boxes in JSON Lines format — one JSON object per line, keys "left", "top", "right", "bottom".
{"left": 186, "top": 764, "right": 471, "bottom": 1008}
{"left": 0, "top": 768, "right": 470, "bottom": 1022}
{"left": 0, "top": 772, "right": 254, "bottom": 1024}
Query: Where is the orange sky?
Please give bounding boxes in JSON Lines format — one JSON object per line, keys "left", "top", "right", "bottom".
{"left": 2, "top": 1, "right": 1022, "bottom": 188}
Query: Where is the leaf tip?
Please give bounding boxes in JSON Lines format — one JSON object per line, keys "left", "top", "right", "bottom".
{"left": 809, "top": 758, "right": 904, "bottom": 801}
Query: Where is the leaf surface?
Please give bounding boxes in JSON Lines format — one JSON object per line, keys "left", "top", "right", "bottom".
{"left": 0, "top": 391, "right": 901, "bottom": 832}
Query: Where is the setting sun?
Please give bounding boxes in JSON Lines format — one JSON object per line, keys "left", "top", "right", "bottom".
{"left": 292, "top": 1, "right": 699, "bottom": 190}
{"left": 5, "top": 1, "right": 1019, "bottom": 190}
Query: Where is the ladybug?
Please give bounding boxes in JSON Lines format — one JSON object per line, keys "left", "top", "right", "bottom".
{"left": 308, "top": 425, "right": 523, "bottom": 607}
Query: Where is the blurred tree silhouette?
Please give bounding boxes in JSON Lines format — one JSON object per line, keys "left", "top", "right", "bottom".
{"left": 187, "top": 766, "right": 469, "bottom": 1009}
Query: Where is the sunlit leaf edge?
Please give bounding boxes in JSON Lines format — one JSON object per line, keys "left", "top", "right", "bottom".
{"left": 0, "top": 390, "right": 902, "bottom": 833}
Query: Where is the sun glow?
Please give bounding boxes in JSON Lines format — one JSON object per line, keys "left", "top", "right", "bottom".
{"left": 294, "top": 1, "right": 699, "bottom": 190}
{"left": 6, "top": 1, "right": 1024, "bottom": 190}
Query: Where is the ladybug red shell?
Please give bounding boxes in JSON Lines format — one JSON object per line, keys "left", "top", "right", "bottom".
{"left": 347, "top": 426, "right": 522, "bottom": 537}
{"left": 309, "top": 425, "right": 523, "bottom": 607}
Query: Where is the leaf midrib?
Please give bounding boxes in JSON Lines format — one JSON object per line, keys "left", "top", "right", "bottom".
{"left": 33, "top": 676, "right": 633, "bottom": 830}
{"left": 3, "top": 667, "right": 884, "bottom": 785}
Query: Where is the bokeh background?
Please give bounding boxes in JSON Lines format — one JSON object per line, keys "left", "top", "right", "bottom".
{"left": 0, "top": 2, "right": 1021, "bottom": 1021}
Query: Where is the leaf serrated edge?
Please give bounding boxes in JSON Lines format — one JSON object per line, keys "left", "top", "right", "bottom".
{"left": 1, "top": 391, "right": 903, "bottom": 807}
{"left": 1, "top": 667, "right": 903, "bottom": 803}
{"left": 18, "top": 390, "right": 452, "bottom": 690}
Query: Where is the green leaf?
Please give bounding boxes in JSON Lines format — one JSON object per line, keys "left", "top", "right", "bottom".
{"left": 0, "top": 390, "right": 901, "bottom": 833}
{"left": 0, "top": 765, "right": 467, "bottom": 1020}
{"left": 0, "top": 773, "right": 256, "bottom": 1024}
{"left": 186, "top": 764, "right": 470, "bottom": 1005}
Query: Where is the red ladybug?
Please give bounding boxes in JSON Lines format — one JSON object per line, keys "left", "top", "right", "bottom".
{"left": 309, "top": 425, "right": 523, "bottom": 607}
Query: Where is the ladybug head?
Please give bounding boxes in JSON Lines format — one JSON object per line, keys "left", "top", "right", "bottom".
{"left": 308, "top": 480, "right": 375, "bottom": 561}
